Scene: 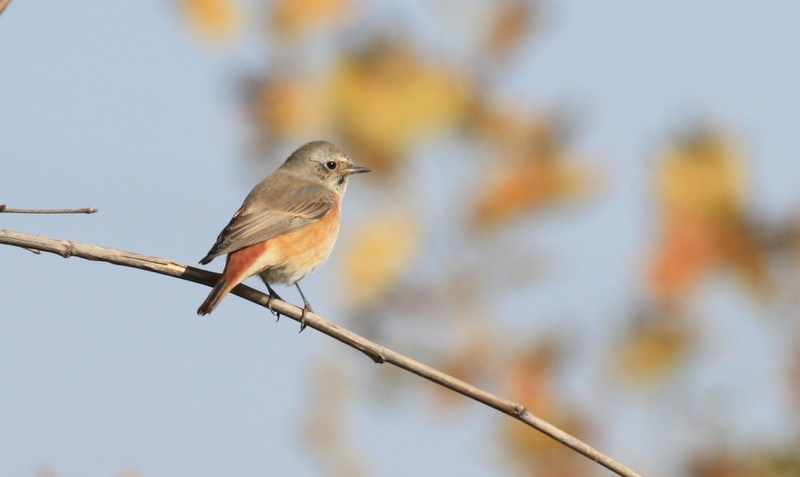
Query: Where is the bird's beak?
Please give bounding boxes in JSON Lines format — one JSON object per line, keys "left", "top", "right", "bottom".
{"left": 343, "top": 165, "right": 371, "bottom": 174}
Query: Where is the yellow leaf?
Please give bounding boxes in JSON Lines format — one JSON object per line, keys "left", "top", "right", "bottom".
{"left": 332, "top": 42, "right": 473, "bottom": 171}
{"left": 340, "top": 214, "right": 419, "bottom": 308}
{"left": 657, "top": 129, "right": 747, "bottom": 219}
{"left": 649, "top": 127, "right": 773, "bottom": 302}
{"left": 615, "top": 311, "right": 692, "bottom": 385}
{"left": 180, "top": 0, "right": 241, "bottom": 43}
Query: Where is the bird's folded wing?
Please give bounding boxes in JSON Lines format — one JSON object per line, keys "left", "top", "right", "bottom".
{"left": 200, "top": 183, "right": 334, "bottom": 264}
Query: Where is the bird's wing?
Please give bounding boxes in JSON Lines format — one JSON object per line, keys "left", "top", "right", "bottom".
{"left": 199, "top": 181, "right": 334, "bottom": 264}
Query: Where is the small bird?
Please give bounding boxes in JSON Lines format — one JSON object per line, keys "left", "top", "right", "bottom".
{"left": 197, "top": 140, "right": 370, "bottom": 328}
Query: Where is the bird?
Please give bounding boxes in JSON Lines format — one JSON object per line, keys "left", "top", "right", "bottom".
{"left": 197, "top": 140, "right": 370, "bottom": 329}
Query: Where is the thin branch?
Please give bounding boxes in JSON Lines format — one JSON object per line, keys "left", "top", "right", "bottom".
{"left": 0, "top": 228, "right": 646, "bottom": 477}
{"left": 0, "top": 0, "right": 11, "bottom": 18}
{"left": 0, "top": 205, "right": 98, "bottom": 214}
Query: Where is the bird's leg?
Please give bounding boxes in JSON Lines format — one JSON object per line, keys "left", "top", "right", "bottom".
{"left": 294, "top": 282, "right": 314, "bottom": 332}
{"left": 266, "top": 283, "right": 283, "bottom": 322}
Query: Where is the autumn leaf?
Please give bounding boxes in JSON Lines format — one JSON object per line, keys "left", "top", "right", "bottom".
{"left": 179, "top": 0, "right": 241, "bottom": 43}
{"left": 471, "top": 113, "right": 594, "bottom": 228}
{"left": 649, "top": 128, "right": 773, "bottom": 302}
{"left": 340, "top": 213, "right": 420, "bottom": 308}
{"left": 657, "top": 130, "right": 747, "bottom": 220}
{"left": 615, "top": 309, "right": 693, "bottom": 385}
{"left": 485, "top": 0, "right": 539, "bottom": 57}
{"left": 649, "top": 214, "right": 725, "bottom": 303}
{"left": 690, "top": 448, "right": 800, "bottom": 477}
{"left": 331, "top": 42, "right": 474, "bottom": 171}
{"left": 270, "top": 0, "right": 351, "bottom": 38}
{"left": 503, "top": 343, "right": 580, "bottom": 451}
{"left": 472, "top": 160, "right": 592, "bottom": 228}
{"left": 502, "top": 343, "right": 591, "bottom": 476}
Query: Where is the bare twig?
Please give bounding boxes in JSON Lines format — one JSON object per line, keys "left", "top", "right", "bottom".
{"left": 0, "top": 228, "right": 645, "bottom": 477}
{"left": 0, "top": 205, "right": 98, "bottom": 214}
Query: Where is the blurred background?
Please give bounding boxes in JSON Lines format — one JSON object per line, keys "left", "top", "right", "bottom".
{"left": 2, "top": 1, "right": 800, "bottom": 476}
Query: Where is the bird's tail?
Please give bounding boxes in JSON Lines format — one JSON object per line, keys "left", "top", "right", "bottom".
{"left": 197, "top": 278, "right": 235, "bottom": 315}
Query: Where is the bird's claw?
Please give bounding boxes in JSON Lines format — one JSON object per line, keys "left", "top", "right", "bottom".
{"left": 266, "top": 285, "right": 283, "bottom": 322}
{"left": 298, "top": 305, "right": 313, "bottom": 333}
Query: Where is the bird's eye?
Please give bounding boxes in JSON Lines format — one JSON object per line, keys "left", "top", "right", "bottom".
{"left": 325, "top": 161, "right": 337, "bottom": 170}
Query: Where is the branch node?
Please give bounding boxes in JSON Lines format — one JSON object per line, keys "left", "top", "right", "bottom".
{"left": 25, "top": 248, "right": 41, "bottom": 254}
{"left": 369, "top": 346, "right": 386, "bottom": 364}
{"left": 60, "top": 241, "right": 75, "bottom": 258}
{"left": 514, "top": 404, "right": 528, "bottom": 417}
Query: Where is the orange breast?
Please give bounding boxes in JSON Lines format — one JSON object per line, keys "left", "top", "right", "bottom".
{"left": 270, "top": 202, "right": 341, "bottom": 265}
{"left": 223, "top": 201, "right": 342, "bottom": 287}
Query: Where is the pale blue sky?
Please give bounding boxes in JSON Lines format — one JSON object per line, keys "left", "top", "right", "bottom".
{"left": 2, "top": 2, "right": 800, "bottom": 476}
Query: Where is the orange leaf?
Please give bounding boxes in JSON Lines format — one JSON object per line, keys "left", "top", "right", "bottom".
{"left": 472, "top": 160, "right": 593, "bottom": 229}
{"left": 179, "top": 0, "right": 241, "bottom": 43}
{"left": 649, "top": 215, "right": 723, "bottom": 303}
{"left": 486, "top": 0, "right": 539, "bottom": 56}
{"left": 270, "top": 0, "right": 351, "bottom": 38}
{"left": 649, "top": 128, "right": 773, "bottom": 302}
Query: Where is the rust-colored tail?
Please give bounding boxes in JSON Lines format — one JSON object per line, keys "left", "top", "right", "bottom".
{"left": 197, "top": 242, "right": 270, "bottom": 315}
{"left": 197, "top": 278, "right": 235, "bottom": 315}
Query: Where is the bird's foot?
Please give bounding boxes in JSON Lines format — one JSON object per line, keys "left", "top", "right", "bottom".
{"left": 294, "top": 282, "right": 314, "bottom": 333}
{"left": 298, "top": 305, "right": 313, "bottom": 333}
{"left": 266, "top": 285, "right": 283, "bottom": 322}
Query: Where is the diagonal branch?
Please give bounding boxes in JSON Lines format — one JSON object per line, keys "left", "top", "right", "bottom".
{"left": 0, "top": 228, "right": 645, "bottom": 477}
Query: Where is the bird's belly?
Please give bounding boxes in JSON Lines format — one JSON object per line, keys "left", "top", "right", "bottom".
{"left": 250, "top": 204, "right": 342, "bottom": 286}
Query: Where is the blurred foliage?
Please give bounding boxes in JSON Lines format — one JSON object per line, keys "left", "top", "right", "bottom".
{"left": 689, "top": 447, "right": 800, "bottom": 477}
{"left": 471, "top": 112, "right": 595, "bottom": 229}
{"left": 649, "top": 129, "right": 774, "bottom": 305}
{"left": 306, "top": 356, "right": 371, "bottom": 477}
{"left": 176, "top": 1, "right": 800, "bottom": 476}
{"left": 340, "top": 212, "right": 419, "bottom": 309}
{"left": 614, "top": 307, "right": 693, "bottom": 386}
{"left": 331, "top": 42, "right": 474, "bottom": 171}
{"left": 179, "top": 0, "right": 241, "bottom": 43}
{"left": 245, "top": 40, "right": 475, "bottom": 171}
{"left": 502, "top": 342, "right": 592, "bottom": 477}
{"left": 486, "top": 1, "right": 540, "bottom": 57}
{"left": 270, "top": 0, "right": 351, "bottom": 38}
